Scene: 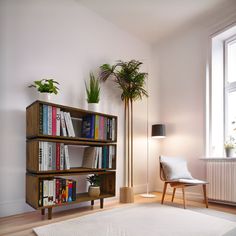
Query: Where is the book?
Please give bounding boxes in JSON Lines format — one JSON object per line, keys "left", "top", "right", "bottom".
{"left": 38, "top": 180, "right": 43, "bottom": 207}
{"left": 60, "top": 111, "right": 67, "bottom": 136}
{"left": 43, "top": 104, "right": 48, "bottom": 135}
{"left": 71, "top": 117, "right": 82, "bottom": 137}
{"left": 43, "top": 142, "right": 48, "bottom": 171}
{"left": 60, "top": 143, "right": 64, "bottom": 170}
{"left": 98, "top": 147, "right": 102, "bottom": 168}
{"left": 64, "top": 112, "right": 72, "bottom": 137}
{"left": 56, "top": 108, "right": 61, "bottom": 136}
{"left": 72, "top": 180, "right": 76, "bottom": 201}
{"left": 52, "top": 106, "right": 57, "bottom": 136}
{"left": 48, "top": 106, "right": 52, "bottom": 135}
{"left": 39, "top": 142, "right": 42, "bottom": 171}
{"left": 56, "top": 143, "right": 60, "bottom": 170}
{"left": 67, "top": 112, "right": 75, "bottom": 137}
{"left": 48, "top": 142, "right": 53, "bottom": 171}
{"left": 43, "top": 180, "right": 49, "bottom": 206}
{"left": 64, "top": 145, "right": 70, "bottom": 170}
{"left": 39, "top": 105, "right": 43, "bottom": 134}
{"left": 95, "top": 115, "right": 99, "bottom": 139}
{"left": 82, "top": 147, "right": 97, "bottom": 168}
{"left": 52, "top": 143, "right": 56, "bottom": 170}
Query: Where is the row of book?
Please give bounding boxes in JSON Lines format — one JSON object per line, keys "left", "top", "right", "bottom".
{"left": 39, "top": 178, "right": 76, "bottom": 207}
{"left": 39, "top": 105, "right": 116, "bottom": 141}
{"left": 81, "top": 115, "right": 116, "bottom": 141}
{"left": 82, "top": 146, "right": 115, "bottom": 169}
{"left": 40, "top": 105, "right": 76, "bottom": 137}
{"left": 39, "top": 142, "right": 70, "bottom": 171}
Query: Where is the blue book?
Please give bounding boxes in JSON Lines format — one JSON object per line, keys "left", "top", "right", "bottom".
{"left": 43, "top": 105, "right": 48, "bottom": 135}
{"left": 90, "top": 115, "right": 95, "bottom": 138}
{"left": 102, "top": 146, "right": 107, "bottom": 168}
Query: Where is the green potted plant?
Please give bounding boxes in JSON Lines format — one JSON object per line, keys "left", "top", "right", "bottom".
{"left": 29, "top": 78, "right": 60, "bottom": 102}
{"left": 224, "top": 136, "right": 235, "bottom": 157}
{"left": 100, "top": 60, "right": 148, "bottom": 203}
{"left": 85, "top": 73, "right": 100, "bottom": 112}
{"left": 86, "top": 174, "right": 101, "bottom": 197}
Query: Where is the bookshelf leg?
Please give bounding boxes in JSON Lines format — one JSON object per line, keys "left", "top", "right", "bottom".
{"left": 100, "top": 198, "right": 104, "bottom": 209}
{"left": 41, "top": 209, "right": 45, "bottom": 215}
{"left": 48, "top": 208, "right": 52, "bottom": 220}
{"left": 91, "top": 200, "right": 94, "bottom": 206}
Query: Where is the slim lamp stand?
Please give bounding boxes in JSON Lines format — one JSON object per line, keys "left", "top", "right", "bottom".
{"left": 141, "top": 78, "right": 155, "bottom": 198}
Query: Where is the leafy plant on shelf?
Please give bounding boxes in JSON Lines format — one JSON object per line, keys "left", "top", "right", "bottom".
{"left": 86, "top": 174, "right": 101, "bottom": 187}
{"left": 28, "top": 78, "right": 60, "bottom": 94}
{"left": 85, "top": 73, "right": 100, "bottom": 103}
{"left": 224, "top": 136, "right": 236, "bottom": 149}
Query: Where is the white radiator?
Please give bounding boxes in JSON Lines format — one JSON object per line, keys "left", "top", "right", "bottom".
{"left": 206, "top": 159, "right": 236, "bottom": 203}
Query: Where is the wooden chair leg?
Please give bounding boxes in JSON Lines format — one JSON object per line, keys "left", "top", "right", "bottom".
{"left": 172, "top": 188, "right": 176, "bottom": 202}
{"left": 203, "top": 184, "right": 208, "bottom": 208}
{"left": 48, "top": 208, "right": 52, "bottom": 220}
{"left": 182, "top": 188, "right": 186, "bottom": 209}
{"left": 161, "top": 182, "right": 168, "bottom": 204}
{"left": 41, "top": 209, "right": 45, "bottom": 215}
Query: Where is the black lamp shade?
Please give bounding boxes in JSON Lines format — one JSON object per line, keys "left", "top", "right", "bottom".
{"left": 152, "top": 124, "right": 166, "bottom": 138}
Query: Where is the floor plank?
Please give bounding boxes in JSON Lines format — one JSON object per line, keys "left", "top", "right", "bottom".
{"left": 1, "top": 192, "right": 236, "bottom": 236}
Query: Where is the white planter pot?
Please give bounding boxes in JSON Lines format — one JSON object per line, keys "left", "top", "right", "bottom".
{"left": 88, "top": 186, "right": 100, "bottom": 197}
{"left": 38, "top": 93, "right": 54, "bottom": 103}
{"left": 225, "top": 148, "right": 235, "bottom": 157}
{"left": 87, "top": 103, "right": 99, "bottom": 112}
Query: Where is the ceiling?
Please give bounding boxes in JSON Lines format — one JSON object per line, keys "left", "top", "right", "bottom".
{"left": 78, "top": 0, "right": 232, "bottom": 44}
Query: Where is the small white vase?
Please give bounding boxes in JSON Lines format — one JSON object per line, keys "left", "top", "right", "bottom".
{"left": 38, "top": 93, "right": 53, "bottom": 102}
{"left": 87, "top": 103, "right": 99, "bottom": 112}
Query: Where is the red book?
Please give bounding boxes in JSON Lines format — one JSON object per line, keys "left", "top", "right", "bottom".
{"left": 52, "top": 107, "right": 57, "bottom": 136}
{"left": 56, "top": 143, "right": 60, "bottom": 170}
{"left": 55, "top": 179, "right": 60, "bottom": 204}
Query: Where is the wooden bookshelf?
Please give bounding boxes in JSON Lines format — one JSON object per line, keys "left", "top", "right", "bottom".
{"left": 26, "top": 101, "right": 117, "bottom": 219}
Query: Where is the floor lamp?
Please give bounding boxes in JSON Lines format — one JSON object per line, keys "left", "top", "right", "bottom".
{"left": 141, "top": 124, "right": 166, "bottom": 198}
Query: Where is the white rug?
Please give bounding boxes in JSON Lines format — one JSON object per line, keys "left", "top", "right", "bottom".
{"left": 34, "top": 204, "right": 236, "bottom": 236}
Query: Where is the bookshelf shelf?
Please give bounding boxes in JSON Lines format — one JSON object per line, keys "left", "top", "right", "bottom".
{"left": 26, "top": 101, "right": 117, "bottom": 219}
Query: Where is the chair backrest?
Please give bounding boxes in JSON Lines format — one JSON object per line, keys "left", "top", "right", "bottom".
{"left": 159, "top": 155, "right": 193, "bottom": 181}
{"left": 159, "top": 156, "right": 167, "bottom": 181}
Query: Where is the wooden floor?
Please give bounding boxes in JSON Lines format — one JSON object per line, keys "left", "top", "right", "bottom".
{"left": 1, "top": 192, "right": 236, "bottom": 236}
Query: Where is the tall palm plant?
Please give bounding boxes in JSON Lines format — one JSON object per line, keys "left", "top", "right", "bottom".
{"left": 100, "top": 60, "right": 148, "bottom": 190}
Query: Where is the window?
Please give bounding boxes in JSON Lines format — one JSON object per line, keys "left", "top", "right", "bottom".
{"left": 225, "top": 38, "right": 236, "bottom": 141}
{"left": 207, "top": 25, "right": 236, "bottom": 157}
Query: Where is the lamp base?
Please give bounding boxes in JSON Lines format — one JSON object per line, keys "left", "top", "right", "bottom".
{"left": 140, "top": 193, "right": 156, "bottom": 198}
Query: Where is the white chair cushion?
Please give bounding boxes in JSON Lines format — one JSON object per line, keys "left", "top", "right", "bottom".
{"left": 160, "top": 156, "right": 193, "bottom": 181}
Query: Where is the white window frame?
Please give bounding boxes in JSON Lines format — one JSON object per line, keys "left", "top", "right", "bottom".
{"left": 224, "top": 36, "right": 236, "bottom": 140}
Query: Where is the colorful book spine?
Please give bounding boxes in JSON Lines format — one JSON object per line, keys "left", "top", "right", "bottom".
{"left": 48, "top": 106, "right": 52, "bottom": 135}
{"left": 39, "top": 105, "right": 43, "bottom": 134}
{"left": 95, "top": 115, "right": 99, "bottom": 139}
{"left": 60, "top": 143, "right": 64, "bottom": 170}
{"left": 56, "top": 108, "right": 61, "bottom": 136}
{"left": 43, "top": 104, "right": 48, "bottom": 135}
{"left": 48, "top": 142, "right": 53, "bottom": 171}
{"left": 60, "top": 111, "right": 67, "bottom": 136}
{"left": 56, "top": 143, "right": 60, "bottom": 170}
{"left": 52, "top": 106, "right": 57, "bottom": 136}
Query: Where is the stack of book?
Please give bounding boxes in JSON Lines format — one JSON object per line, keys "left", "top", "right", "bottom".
{"left": 82, "top": 146, "right": 115, "bottom": 169}
{"left": 40, "top": 104, "right": 76, "bottom": 137}
{"left": 39, "top": 178, "right": 76, "bottom": 207}
{"left": 81, "top": 115, "right": 116, "bottom": 141}
{"left": 38, "top": 141, "right": 70, "bottom": 171}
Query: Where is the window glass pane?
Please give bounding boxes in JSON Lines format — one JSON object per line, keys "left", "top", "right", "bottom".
{"left": 227, "top": 90, "right": 236, "bottom": 139}
{"left": 227, "top": 41, "right": 236, "bottom": 83}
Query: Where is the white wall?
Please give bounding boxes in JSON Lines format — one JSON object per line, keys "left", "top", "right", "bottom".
{"left": 153, "top": 6, "right": 236, "bottom": 197}
{"left": 0, "top": 0, "right": 159, "bottom": 217}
